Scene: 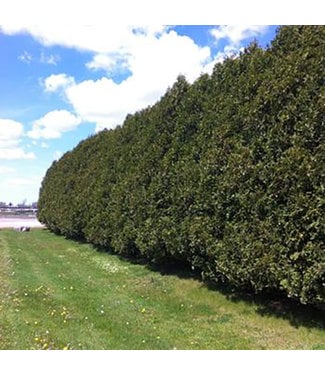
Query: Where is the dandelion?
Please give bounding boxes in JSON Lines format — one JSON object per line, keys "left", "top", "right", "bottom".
{"left": 130, "top": 299, "right": 134, "bottom": 304}
{"left": 141, "top": 308, "right": 146, "bottom": 313}
{"left": 63, "top": 346, "right": 69, "bottom": 350}
{"left": 70, "top": 286, "right": 74, "bottom": 290}
{"left": 34, "top": 321, "right": 38, "bottom": 325}
{"left": 157, "top": 336, "right": 160, "bottom": 340}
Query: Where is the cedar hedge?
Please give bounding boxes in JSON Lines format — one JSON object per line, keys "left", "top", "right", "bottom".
{"left": 38, "top": 26, "right": 325, "bottom": 306}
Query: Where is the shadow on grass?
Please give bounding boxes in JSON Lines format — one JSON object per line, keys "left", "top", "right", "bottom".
{"left": 203, "top": 279, "right": 325, "bottom": 331}
{"left": 126, "top": 253, "right": 325, "bottom": 331}
{"left": 119, "top": 252, "right": 325, "bottom": 331}
{"left": 44, "top": 229, "right": 325, "bottom": 332}
{"left": 99, "top": 246, "right": 325, "bottom": 330}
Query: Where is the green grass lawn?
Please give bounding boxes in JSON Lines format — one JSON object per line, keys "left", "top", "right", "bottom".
{"left": 0, "top": 228, "right": 324, "bottom": 350}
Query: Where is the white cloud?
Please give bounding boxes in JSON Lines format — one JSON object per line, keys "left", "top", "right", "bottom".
{"left": 0, "top": 148, "right": 35, "bottom": 160}
{"left": 51, "top": 29, "right": 211, "bottom": 131}
{"left": 0, "top": 22, "right": 168, "bottom": 54}
{"left": 6, "top": 23, "right": 213, "bottom": 132}
{"left": 40, "top": 52, "right": 60, "bottom": 65}
{"left": 4, "top": 22, "right": 210, "bottom": 131}
{"left": 28, "top": 110, "right": 82, "bottom": 139}
{"left": 2, "top": 21, "right": 266, "bottom": 133}
{"left": 53, "top": 150, "right": 63, "bottom": 160}
{"left": 43, "top": 73, "right": 75, "bottom": 93}
{"left": 18, "top": 50, "right": 59, "bottom": 65}
{"left": 18, "top": 50, "right": 33, "bottom": 63}
{"left": 6, "top": 177, "right": 37, "bottom": 187}
{"left": 0, "top": 1, "right": 323, "bottom": 32}
{"left": 2, "top": 20, "right": 269, "bottom": 132}
{"left": 0, "top": 119, "right": 24, "bottom": 140}
{"left": 3, "top": 22, "right": 215, "bottom": 137}
{"left": 0, "top": 166, "right": 15, "bottom": 174}
{"left": 128, "top": 30, "right": 210, "bottom": 83}
{"left": 203, "top": 25, "right": 269, "bottom": 71}
{"left": 0, "top": 174, "right": 43, "bottom": 204}
{"left": 41, "top": 142, "right": 49, "bottom": 149}
{"left": 1, "top": 24, "right": 129, "bottom": 54}
{"left": 65, "top": 77, "right": 124, "bottom": 128}
{"left": 210, "top": 25, "right": 268, "bottom": 46}
{"left": 0, "top": 119, "right": 36, "bottom": 160}
{"left": 86, "top": 53, "right": 131, "bottom": 75}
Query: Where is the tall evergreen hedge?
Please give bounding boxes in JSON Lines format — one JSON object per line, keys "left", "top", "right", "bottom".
{"left": 38, "top": 26, "right": 325, "bottom": 306}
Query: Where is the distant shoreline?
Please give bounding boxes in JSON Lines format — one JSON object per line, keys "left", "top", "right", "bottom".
{"left": 0, "top": 215, "right": 44, "bottom": 228}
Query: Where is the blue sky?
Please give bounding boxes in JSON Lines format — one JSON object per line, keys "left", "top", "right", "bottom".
{"left": 7, "top": 0, "right": 321, "bottom": 206}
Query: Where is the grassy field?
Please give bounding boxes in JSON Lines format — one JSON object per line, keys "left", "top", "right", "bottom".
{"left": 0, "top": 228, "right": 324, "bottom": 350}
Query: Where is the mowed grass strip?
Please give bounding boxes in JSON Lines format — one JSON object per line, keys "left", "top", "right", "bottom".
{"left": 0, "top": 229, "right": 324, "bottom": 350}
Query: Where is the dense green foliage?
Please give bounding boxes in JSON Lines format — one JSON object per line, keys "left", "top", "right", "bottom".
{"left": 38, "top": 26, "right": 325, "bottom": 306}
